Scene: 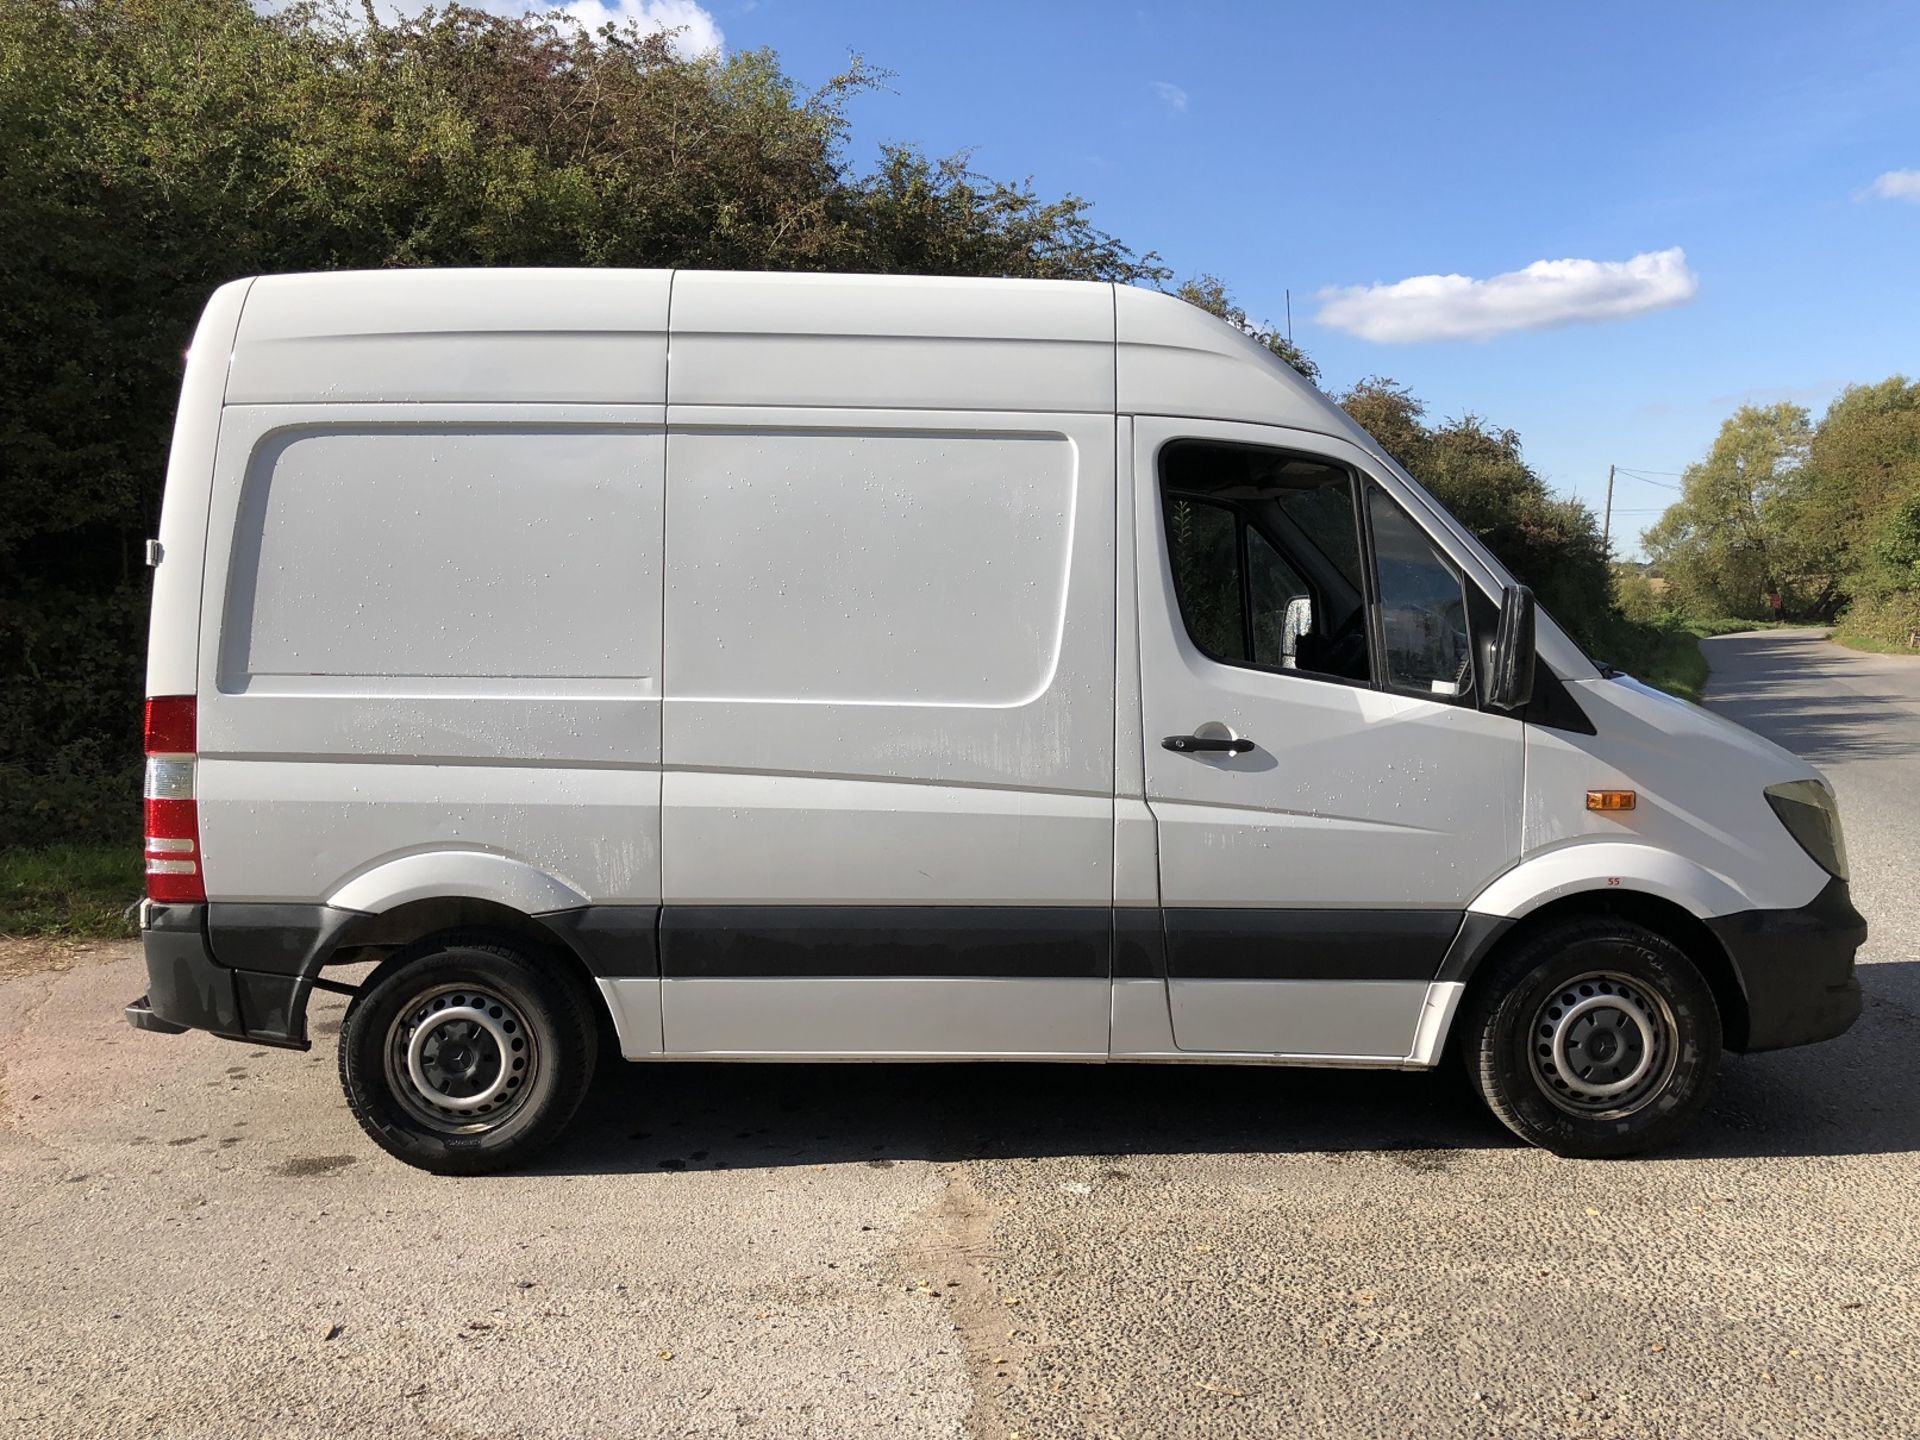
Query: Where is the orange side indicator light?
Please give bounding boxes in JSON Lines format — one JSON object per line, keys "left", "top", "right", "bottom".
{"left": 1586, "top": 789, "right": 1637, "bottom": 812}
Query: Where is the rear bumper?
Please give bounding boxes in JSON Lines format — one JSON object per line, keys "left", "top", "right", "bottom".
{"left": 1708, "top": 877, "right": 1866, "bottom": 1053}
{"left": 124, "top": 996, "right": 187, "bottom": 1034}
{"left": 127, "top": 902, "right": 312, "bottom": 1050}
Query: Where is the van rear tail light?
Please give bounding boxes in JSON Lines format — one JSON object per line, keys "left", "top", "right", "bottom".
{"left": 144, "top": 696, "right": 205, "bottom": 904}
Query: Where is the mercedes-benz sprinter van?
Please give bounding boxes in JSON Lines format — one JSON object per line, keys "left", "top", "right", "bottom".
{"left": 126, "top": 270, "right": 1865, "bottom": 1172}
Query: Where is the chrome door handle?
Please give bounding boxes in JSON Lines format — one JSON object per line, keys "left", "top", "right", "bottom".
{"left": 1162, "top": 734, "right": 1255, "bottom": 754}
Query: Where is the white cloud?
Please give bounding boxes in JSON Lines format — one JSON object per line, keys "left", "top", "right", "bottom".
{"left": 1314, "top": 247, "right": 1699, "bottom": 344}
{"left": 553, "top": 0, "right": 723, "bottom": 54}
{"left": 1149, "top": 80, "right": 1187, "bottom": 113}
{"left": 261, "top": 1, "right": 724, "bottom": 56}
{"left": 1863, "top": 169, "right": 1920, "bottom": 202}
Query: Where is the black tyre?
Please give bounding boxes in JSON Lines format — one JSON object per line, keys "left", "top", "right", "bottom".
{"left": 339, "top": 934, "right": 597, "bottom": 1175}
{"left": 1461, "top": 917, "right": 1721, "bottom": 1158}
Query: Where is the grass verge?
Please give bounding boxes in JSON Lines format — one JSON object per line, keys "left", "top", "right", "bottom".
{"left": 1588, "top": 616, "right": 1711, "bottom": 704}
{"left": 1590, "top": 616, "right": 1815, "bottom": 704}
{"left": 1830, "top": 631, "right": 1920, "bottom": 656}
{"left": 0, "top": 844, "right": 141, "bottom": 940}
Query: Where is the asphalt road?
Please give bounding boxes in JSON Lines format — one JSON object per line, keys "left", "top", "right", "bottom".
{"left": 4, "top": 629, "right": 1917, "bottom": 1439}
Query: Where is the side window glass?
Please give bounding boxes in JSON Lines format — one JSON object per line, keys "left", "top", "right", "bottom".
{"left": 1164, "top": 497, "right": 1245, "bottom": 663}
{"left": 1160, "top": 441, "right": 1372, "bottom": 685}
{"left": 1367, "top": 488, "right": 1473, "bottom": 698}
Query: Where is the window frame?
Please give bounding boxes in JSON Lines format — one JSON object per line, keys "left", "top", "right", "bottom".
{"left": 1160, "top": 444, "right": 1377, "bottom": 694}
{"left": 1157, "top": 438, "right": 1484, "bottom": 707}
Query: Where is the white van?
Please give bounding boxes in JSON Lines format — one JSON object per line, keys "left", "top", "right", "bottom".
{"left": 127, "top": 270, "right": 1864, "bottom": 1172}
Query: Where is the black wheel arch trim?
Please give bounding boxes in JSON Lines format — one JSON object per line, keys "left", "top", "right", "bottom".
{"left": 1438, "top": 878, "right": 1865, "bottom": 1055}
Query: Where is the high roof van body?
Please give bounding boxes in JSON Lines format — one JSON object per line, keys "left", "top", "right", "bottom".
{"left": 127, "top": 270, "right": 1864, "bottom": 1171}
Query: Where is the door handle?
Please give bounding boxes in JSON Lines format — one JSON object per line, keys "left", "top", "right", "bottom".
{"left": 1162, "top": 734, "right": 1256, "bottom": 754}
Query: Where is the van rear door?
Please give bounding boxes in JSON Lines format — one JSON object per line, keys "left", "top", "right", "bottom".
{"left": 1132, "top": 417, "right": 1523, "bottom": 1059}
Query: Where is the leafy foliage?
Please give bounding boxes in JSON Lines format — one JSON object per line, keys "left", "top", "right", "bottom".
{"left": 1643, "top": 380, "right": 1920, "bottom": 638}
{"left": 1807, "top": 379, "right": 1920, "bottom": 601}
{"left": 1641, "top": 404, "right": 1817, "bottom": 620}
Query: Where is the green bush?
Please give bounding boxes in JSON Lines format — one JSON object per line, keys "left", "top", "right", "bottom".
{"left": 1612, "top": 570, "right": 1663, "bottom": 625}
{"left": 1832, "top": 591, "right": 1920, "bottom": 653}
{"left": 0, "top": 586, "right": 146, "bottom": 845}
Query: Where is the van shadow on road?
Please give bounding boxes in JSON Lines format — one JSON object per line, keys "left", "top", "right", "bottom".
{"left": 527, "top": 960, "right": 1920, "bottom": 1177}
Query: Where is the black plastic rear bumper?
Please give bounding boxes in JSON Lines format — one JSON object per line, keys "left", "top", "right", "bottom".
{"left": 127, "top": 902, "right": 313, "bottom": 1050}
{"left": 1707, "top": 877, "right": 1866, "bottom": 1052}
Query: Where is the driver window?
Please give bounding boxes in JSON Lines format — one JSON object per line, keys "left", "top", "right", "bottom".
{"left": 1160, "top": 442, "right": 1372, "bottom": 685}
{"left": 1367, "top": 487, "right": 1474, "bottom": 698}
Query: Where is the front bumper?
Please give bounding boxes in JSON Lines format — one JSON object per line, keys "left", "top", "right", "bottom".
{"left": 125, "top": 902, "right": 313, "bottom": 1050}
{"left": 1708, "top": 876, "right": 1866, "bottom": 1052}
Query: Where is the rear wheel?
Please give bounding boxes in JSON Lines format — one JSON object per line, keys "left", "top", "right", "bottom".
{"left": 339, "top": 935, "right": 597, "bottom": 1174}
{"left": 1462, "top": 917, "right": 1721, "bottom": 1158}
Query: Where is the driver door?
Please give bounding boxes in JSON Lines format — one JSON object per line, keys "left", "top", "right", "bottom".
{"left": 1134, "top": 418, "right": 1523, "bottom": 1057}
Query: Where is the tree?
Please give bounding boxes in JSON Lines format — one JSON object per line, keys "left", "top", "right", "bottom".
{"left": 1336, "top": 377, "right": 1426, "bottom": 470}
{"left": 1175, "top": 274, "right": 1318, "bottom": 383}
{"left": 1801, "top": 378, "right": 1920, "bottom": 599}
{"left": 1641, "top": 404, "right": 1817, "bottom": 619}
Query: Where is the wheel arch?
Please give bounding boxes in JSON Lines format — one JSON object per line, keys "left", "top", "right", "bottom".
{"left": 1443, "top": 888, "right": 1749, "bottom": 1055}
{"left": 327, "top": 850, "right": 589, "bottom": 916}
{"left": 317, "top": 852, "right": 617, "bottom": 1023}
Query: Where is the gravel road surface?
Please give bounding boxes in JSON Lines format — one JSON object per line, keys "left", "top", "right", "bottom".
{"left": 3, "top": 629, "right": 1916, "bottom": 1438}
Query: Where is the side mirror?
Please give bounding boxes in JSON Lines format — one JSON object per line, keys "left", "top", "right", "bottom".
{"left": 1486, "top": 584, "right": 1536, "bottom": 711}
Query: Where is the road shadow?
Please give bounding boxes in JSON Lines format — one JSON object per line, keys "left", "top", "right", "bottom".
{"left": 526, "top": 960, "right": 1920, "bottom": 1176}
{"left": 1703, "top": 633, "right": 1920, "bottom": 764}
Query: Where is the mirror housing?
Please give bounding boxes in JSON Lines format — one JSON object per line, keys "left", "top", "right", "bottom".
{"left": 1486, "top": 584, "right": 1536, "bottom": 711}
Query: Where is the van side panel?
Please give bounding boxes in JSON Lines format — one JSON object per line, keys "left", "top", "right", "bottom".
{"left": 657, "top": 405, "right": 1117, "bottom": 1056}
{"left": 668, "top": 271, "right": 1114, "bottom": 414}
{"left": 224, "top": 268, "right": 671, "bottom": 406}
{"left": 196, "top": 403, "right": 667, "bottom": 910}
{"left": 659, "top": 410, "right": 1116, "bottom": 895}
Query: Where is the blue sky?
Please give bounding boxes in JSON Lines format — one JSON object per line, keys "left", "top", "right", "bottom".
{"left": 514, "top": 2, "right": 1920, "bottom": 556}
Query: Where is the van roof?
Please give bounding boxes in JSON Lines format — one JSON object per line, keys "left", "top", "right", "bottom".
{"left": 220, "top": 268, "right": 1363, "bottom": 441}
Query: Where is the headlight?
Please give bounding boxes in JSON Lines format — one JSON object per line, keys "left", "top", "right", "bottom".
{"left": 1765, "top": 779, "right": 1849, "bottom": 881}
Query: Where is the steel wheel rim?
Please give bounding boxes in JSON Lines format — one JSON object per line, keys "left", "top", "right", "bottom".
{"left": 384, "top": 984, "right": 538, "bottom": 1134}
{"left": 1526, "top": 970, "right": 1678, "bottom": 1120}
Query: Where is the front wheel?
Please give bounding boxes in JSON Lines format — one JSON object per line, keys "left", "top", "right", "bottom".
{"left": 339, "top": 935, "right": 598, "bottom": 1174}
{"left": 1462, "top": 918, "right": 1722, "bottom": 1158}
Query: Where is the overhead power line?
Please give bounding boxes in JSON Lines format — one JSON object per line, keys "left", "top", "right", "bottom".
{"left": 1604, "top": 460, "right": 1687, "bottom": 549}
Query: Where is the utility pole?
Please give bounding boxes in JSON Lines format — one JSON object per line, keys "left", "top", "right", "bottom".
{"left": 1284, "top": 289, "right": 1292, "bottom": 345}
{"left": 1602, "top": 463, "right": 1616, "bottom": 554}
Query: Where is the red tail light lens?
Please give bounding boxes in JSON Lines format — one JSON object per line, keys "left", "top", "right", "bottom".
{"left": 143, "top": 695, "right": 204, "bottom": 904}
{"left": 144, "top": 695, "right": 197, "bottom": 756}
